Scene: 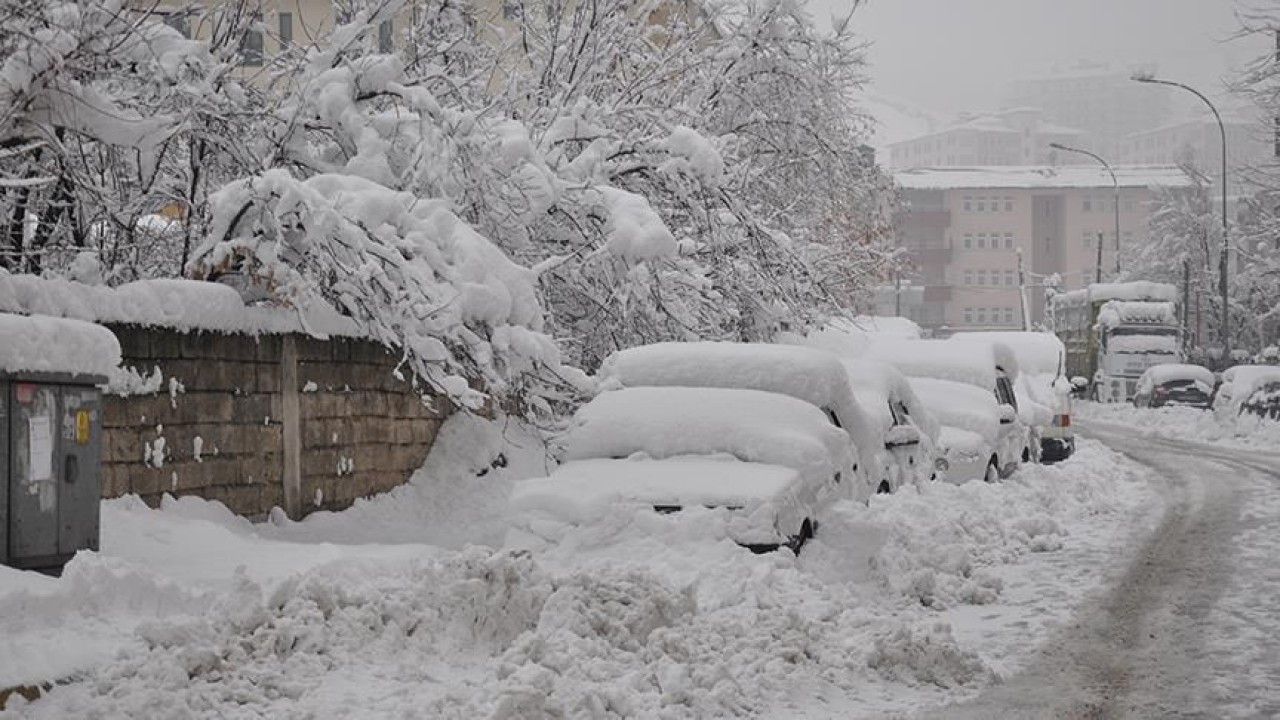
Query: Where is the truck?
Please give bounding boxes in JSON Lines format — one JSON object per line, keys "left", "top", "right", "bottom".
{"left": 1047, "top": 281, "right": 1183, "bottom": 403}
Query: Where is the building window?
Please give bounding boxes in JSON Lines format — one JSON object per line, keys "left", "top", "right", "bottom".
{"left": 240, "top": 15, "right": 264, "bottom": 66}
{"left": 976, "top": 233, "right": 986, "bottom": 249}
{"left": 963, "top": 234, "right": 972, "bottom": 249}
{"left": 964, "top": 307, "right": 974, "bottom": 324}
{"left": 1004, "top": 233, "right": 1014, "bottom": 249}
{"left": 1004, "top": 197, "right": 1014, "bottom": 212}
{"left": 1006, "top": 269, "right": 1017, "bottom": 286}
{"left": 1003, "top": 307, "right": 1015, "bottom": 325}
{"left": 976, "top": 197, "right": 986, "bottom": 213}
{"left": 1083, "top": 198, "right": 1092, "bottom": 212}
{"left": 1124, "top": 199, "right": 1136, "bottom": 212}
{"left": 278, "top": 11, "right": 293, "bottom": 46}
{"left": 964, "top": 270, "right": 974, "bottom": 285}
{"left": 976, "top": 270, "right": 987, "bottom": 286}
{"left": 977, "top": 307, "right": 988, "bottom": 325}
{"left": 1082, "top": 231, "right": 1094, "bottom": 248}
{"left": 963, "top": 196, "right": 972, "bottom": 212}
{"left": 378, "top": 19, "right": 394, "bottom": 52}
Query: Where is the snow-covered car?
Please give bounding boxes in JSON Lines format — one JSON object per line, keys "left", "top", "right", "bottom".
{"left": 906, "top": 377, "right": 1023, "bottom": 484}
{"left": 1239, "top": 380, "right": 1280, "bottom": 420}
{"left": 509, "top": 386, "right": 857, "bottom": 552}
{"left": 599, "top": 341, "right": 922, "bottom": 497}
{"left": 1131, "top": 363, "right": 1215, "bottom": 409}
{"left": 1212, "top": 365, "right": 1280, "bottom": 418}
{"left": 838, "top": 358, "right": 944, "bottom": 485}
{"left": 865, "top": 339, "right": 1032, "bottom": 477}
{"left": 950, "top": 331, "right": 1074, "bottom": 463}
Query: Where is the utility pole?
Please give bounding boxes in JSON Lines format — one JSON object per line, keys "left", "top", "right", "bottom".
{"left": 894, "top": 272, "right": 902, "bottom": 317}
{"left": 1096, "top": 233, "right": 1104, "bottom": 283}
{"left": 1017, "top": 248, "right": 1030, "bottom": 330}
{"left": 1183, "top": 259, "right": 1191, "bottom": 355}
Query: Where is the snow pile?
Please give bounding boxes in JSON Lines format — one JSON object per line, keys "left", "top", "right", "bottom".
{"left": 0, "top": 312, "right": 120, "bottom": 377}
{"left": 1082, "top": 401, "right": 1280, "bottom": 451}
{"left": 1214, "top": 365, "right": 1280, "bottom": 418}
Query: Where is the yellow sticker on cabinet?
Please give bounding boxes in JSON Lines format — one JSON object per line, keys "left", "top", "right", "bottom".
{"left": 76, "top": 409, "right": 91, "bottom": 445}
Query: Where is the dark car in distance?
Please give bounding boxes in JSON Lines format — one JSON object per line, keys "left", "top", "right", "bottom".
{"left": 1240, "top": 381, "right": 1280, "bottom": 420}
{"left": 1132, "top": 364, "right": 1216, "bottom": 410}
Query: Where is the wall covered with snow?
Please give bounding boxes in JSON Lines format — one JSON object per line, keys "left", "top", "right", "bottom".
{"left": 101, "top": 326, "right": 449, "bottom": 519}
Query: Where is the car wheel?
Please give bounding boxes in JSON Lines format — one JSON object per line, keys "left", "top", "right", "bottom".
{"left": 877, "top": 480, "right": 892, "bottom": 495}
{"left": 984, "top": 457, "right": 1000, "bottom": 484}
{"left": 1021, "top": 446, "right": 1031, "bottom": 463}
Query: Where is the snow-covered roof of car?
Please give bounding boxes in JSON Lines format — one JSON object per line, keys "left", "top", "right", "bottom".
{"left": 510, "top": 458, "right": 801, "bottom": 525}
{"left": 1140, "top": 363, "right": 1215, "bottom": 387}
{"left": 949, "top": 331, "right": 1063, "bottom": 377}
{"left": 563, "top": 386, "right": 854, "bottom": 479}
{"left": 0, "top": 313, "right": 121, "bottom": 378}
{"left": 839, "top": 358, "right": 941, "bottom": 440}
{"left": 1217, "top": 365, "right": 1280, "bottom": 412}
{"left": 906, "top": 377, "right": 1001, "bottom": 443}
{"left": 866, "top": 339, "right": 1018, "bottom": 390}
{"left": 599, "top": 341, "right": 879, "bottom": 456}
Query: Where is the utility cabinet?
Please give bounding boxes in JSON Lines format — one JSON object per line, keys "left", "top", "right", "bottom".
{"left": 1, "top": 372, "right": 105, "bottom": 573}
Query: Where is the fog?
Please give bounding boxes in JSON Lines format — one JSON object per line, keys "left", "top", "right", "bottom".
{"left": 813, "top": 0, "right": 1270, "bottom": 121}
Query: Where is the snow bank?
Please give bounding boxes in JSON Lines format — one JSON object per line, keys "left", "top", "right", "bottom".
{"left": 0, "top": 269, "right": 360, "bottom": 336}
{"left": 1, "top": 431, "right": 1151, "bottom": 719}
{"left": 0, "top": 313, "right": 120, "bottom": 377}
{"left": 1082, "top": 401, "right": 1280, "bottom": 451}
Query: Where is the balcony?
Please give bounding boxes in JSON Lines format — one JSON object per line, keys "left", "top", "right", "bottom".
{"left": 910, "top": 247, "right": 953, "bottom": 266}
{"left": 922, "top": 285, "right": 952, "bottom": 302}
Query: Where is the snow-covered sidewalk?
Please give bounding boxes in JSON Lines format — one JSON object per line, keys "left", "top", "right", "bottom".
{"left": 1, "top": 417, "right": 1154, "bottom": 719}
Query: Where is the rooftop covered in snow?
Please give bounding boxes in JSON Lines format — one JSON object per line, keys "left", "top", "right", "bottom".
{"left": 895, "top": 165, "right": 1193, "bottom": 190}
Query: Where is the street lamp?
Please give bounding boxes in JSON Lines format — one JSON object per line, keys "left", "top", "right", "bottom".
{"left": 1050, "top": 142, "right": 1121, "bottom": 277}
{"left": 1133, "top": 73, "right": 1231, "bottom": 362}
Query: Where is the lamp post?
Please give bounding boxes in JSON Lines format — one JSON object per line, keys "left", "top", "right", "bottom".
{"left": 1050, "top": 142, "right": 1121, "bottom": 277}
{"left": 1133, "top": 73, "right": 1230, "bottom": 362}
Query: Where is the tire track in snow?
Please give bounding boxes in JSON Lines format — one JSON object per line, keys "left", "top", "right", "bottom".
{"left": 912, "top": 419, "right": 1278, "bottom": 719}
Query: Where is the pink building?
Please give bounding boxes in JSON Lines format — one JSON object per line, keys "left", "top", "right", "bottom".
{"left": 892, "top": 166, "right": 1193, "bottom": 334}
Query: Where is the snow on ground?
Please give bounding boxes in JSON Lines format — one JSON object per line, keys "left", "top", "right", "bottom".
{"left": 1080, "top": 400, "right": 1280, "bottom": 451}
{"left": 1, "top": 419, "right": 1153, "bottom": 719}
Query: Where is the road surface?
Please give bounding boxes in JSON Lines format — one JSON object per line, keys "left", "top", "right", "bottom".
{"left": 916, "top": 418, "right": 1280, "bottom": 719}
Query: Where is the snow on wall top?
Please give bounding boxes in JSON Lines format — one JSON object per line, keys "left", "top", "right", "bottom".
{"left": 0, "top": 270, "right": 361, "bottom": 337}
{"left": 866, "top": 339, "right": 1018, "bottom": 390}
{"left": 895, "top": 165, "right": 1192, "bottom": 190}
{"left": 950, "top": 332, "right": 1064, "bottom": 376}
{"left": 0, "top": 313, "right": 121, "bottom": 378}
{"left": 563, "top": 386, "right": 855, "bottom": 480}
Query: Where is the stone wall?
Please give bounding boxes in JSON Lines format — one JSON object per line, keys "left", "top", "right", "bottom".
{"left": 100, "top": 326, "right": 449, "bottom": 519}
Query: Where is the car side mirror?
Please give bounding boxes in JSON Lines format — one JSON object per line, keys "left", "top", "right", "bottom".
{"left": 998, "top": 404, "right": 1017, "bottom": 424}
{"left": 885, "top": 425, "right": 921, "bottom": 447}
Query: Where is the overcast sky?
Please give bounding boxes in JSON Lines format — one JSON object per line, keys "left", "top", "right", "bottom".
{"left": 811, "top": 0, "right": 1270, "bottom": 121}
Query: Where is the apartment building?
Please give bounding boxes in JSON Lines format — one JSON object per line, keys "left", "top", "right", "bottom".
{"left": 884, "top": 108, "right": 1087, "bottom": 170}
{"left": 1118, "top": 114, "right": 1270, "bottom": 196}
{"left": 1004, "top": 64, "right": 1171, "bottom": 159}
{"left": 893, "top": 166, "right": 1192, "bottom": 334}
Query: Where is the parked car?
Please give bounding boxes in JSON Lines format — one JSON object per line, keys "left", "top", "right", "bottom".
{"left": 599, "top": 341, "right": 929, "bottom": 497}
{"left": 906, "top": 377, "right": 1020, "bottom": 484}
{"left": 1212, "top": 365, "right": 1280, "bottom": 419}
{"left": 950, "top": 331, "right": 1075, "bottom": 463}
{"left": 1131, "top": 363, "right": 1215, "bottom": 409}
{"left": 508, "top": 386, "right": 856, "bottom": 553}
{"left": 865, "top": 339, "right": 1032, "bottom": 480}
{"left": 1239, "top": 380, "right": 1280, "bottom": 420}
